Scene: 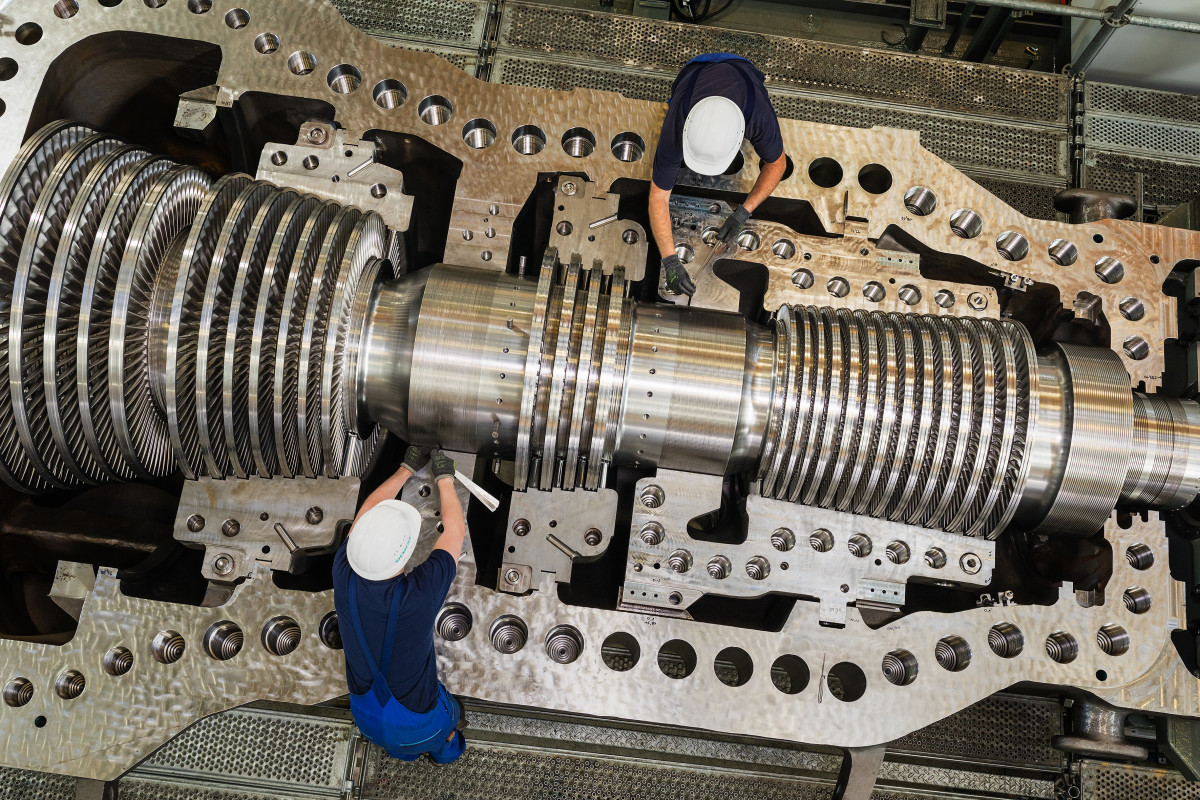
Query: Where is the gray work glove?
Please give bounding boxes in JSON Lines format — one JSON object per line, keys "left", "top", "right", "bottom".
{"left": 661, "top": 253, "right": 696, "bottom": 297}
{"left": 402, "top": 445, "right": 431, "bottom": 473}
{"left": 717, "top": 205, "right": 751, "bottom": 243}
{"left": 431, "top": 449, "right": 456, "bottom": 480}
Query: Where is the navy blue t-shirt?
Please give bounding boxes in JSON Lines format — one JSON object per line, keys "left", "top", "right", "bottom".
{"left": 332, "top": 544, "right": 457, "bottom": 713}
{"left": 652, "top": 59, "right": 785, "bottom": 191}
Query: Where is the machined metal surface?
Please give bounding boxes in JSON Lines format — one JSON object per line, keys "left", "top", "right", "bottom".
{"left": 0, "top": 0, "right": 1199, "bottom": 787}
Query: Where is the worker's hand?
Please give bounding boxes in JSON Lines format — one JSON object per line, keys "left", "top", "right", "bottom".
{"left": 431, "top": 450, "right": 455, "bottom": 482}
{"left": 661, "top": 253, "right": 696, "bottom": 297}
{"left": 402, "top": 444, "right": 431, "bottom": 474}
{"left": 717, "top": 205, "right": 751, "bottom": 243}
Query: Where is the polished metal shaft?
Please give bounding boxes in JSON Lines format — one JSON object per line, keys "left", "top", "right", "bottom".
{"left": 361, "top": 261, "right": 1200, "bottom": 538}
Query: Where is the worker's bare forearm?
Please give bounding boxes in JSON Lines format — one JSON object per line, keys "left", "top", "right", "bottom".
{"left": 743, "top": 152, "right": 787, "bottom": 214}
{"left": 352, "top": 465, "right": 413, "bottom": 527}
{"left": 433, "top": 476, "right": 467, "bottom": 561}
{"left": 648, "top": 184, "right": 675, "bottom": 259}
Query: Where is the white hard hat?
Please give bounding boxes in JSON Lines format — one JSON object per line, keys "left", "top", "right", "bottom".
{"left": 346, "top": 500, "right": 422, "bottom": 581}
{"left": 682, "top": 96, "right": 745, "bottom": 176}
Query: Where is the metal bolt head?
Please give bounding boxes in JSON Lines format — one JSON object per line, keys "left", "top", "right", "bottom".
{"left": 221, "top": 519, "right": 240, "bottom": 538}
{"left": 561, "top": 181, "right": 577, "bottom": 196}
{"left": 186, "top": 514, "right": 205, "bottom": 533}
{"left": 488, "top": 204, "right": 500, "bottom": 216}
{"left": 584, "top": 528, "right": 602, "bottom": 547}
{"left": 306, "top": 126, "right": 328, "bottom": 145}
{"left": 512, "top": 518, "right": 530, "bottom": 537}
{"left": 504, "top": 568, "right": 521, "bottom": 585}
{"left": 305, "top": 506, "right": 324, "bottom": 525}
{"left": 213, "top": 554, "right": 234, "bottom": 576}
{"left": 968, "top": 292, "right": 988, "bottom": 310}
{"left": 960, "top": 553, "right": 981, "bottom": 574}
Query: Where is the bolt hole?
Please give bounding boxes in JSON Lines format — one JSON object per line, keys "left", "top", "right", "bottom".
{"left": 903, "top": 186, "right": 937, "bottom": 216}
{"left": 857, "top": 163, "right": 892, "bottom": 194}
{"left": 715, "top": 646, "right": 754, "bottom": 687}
{"left": 808, "top": 157, "right": 843, "bottom": 188}
{"left": 15, "top": 22, "right": 43, "bottom": 45}
{"left": 562, "top": 127, "right": 597, "bottom": 158}
{"left": 327, "top": 63, "right": 362, "bottom": 94}
{"left": 771, "top": 655, "right": 809, "bottom": 694}
{"left": 610, "top": 131, "right": 645, "bottom": 162}
{"left": 826, "top": 661, "right": 867, "bottom": 701}
{"left": 288, "top": 51, "right": 316, "bottom": 76}
{"left": 882, "top": 649, "right": 918, "bottom": 686}
{"left": 512, "top": 124, "right": 546, "bottom": 155}
{"left": 462, "top": 118, "right": 497, "bottom": 149}
{"left": 224, "top": 8, "right": 249, "bottom": 29}
{"left": 103, "top": 646, "right": 134, "bottom": 677}
{"left": 601, "top": 632, "right": 640, "bottom": 671}
{"left": 254, "top": 32, "right": 279, "bottom": 54}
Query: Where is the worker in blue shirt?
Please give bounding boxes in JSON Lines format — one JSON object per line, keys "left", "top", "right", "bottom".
{"left": 332, "top": 446, "right": 468, "bottom": 763}
{"left": 651, "top": 53, "right": 789, "bottom": 296}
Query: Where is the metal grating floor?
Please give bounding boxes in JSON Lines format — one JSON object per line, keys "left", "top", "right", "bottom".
{"left": 359, "top": 740, "right": 976, "bottom": 800}
{"left": 890, "top": 693, "right": 1063, "bottom": 769}
{"left": 136, "top": 706, "right": 353, "bottom": 791}
{"left": 0, "top": 692, "right": 1074, "bottom": 799}
{"left": 1081, "top": 761, "right": 1200, "bottom": 800}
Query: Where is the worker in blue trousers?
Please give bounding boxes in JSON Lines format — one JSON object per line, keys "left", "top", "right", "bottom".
{"left": 650, "top": 53, "right": 789, "bottom": 296}
{"left": 332, "top": 446, "right": 468, "bottom": 763}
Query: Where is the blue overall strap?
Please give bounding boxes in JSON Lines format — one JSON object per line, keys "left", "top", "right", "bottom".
{"left": 346, "top": 576, "right": 407, "bottom": 706}
{"left": 670, "top": 54, "right": 759, "bottom": 121}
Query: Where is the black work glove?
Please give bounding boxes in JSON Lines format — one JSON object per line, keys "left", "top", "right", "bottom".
{"left": 402, "top": 445, "right": 431, "bottom": 473}
{"left": 661, "top": 253, "right": 696, "bottom": 297}
{"left": 717, "top": 205, "right": 751, "bottom": 243}
{"left": 431, "top": 449, "right": 455, "bottom": 480}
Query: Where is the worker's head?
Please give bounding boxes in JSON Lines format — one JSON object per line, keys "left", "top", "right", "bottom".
{"left": 682, "top": 96, "right": 745, "bottom": 176}
{"left": 346, "top": 500, "right": 422, "bottom": 580}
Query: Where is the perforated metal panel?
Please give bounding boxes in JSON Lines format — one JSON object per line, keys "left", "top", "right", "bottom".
{"left": 890, "top": 693, "right": 1063, "bottom": 769}
{"left": 497, "top": 2, "right": 1068, "bottom": 124}
{"left": 139, "top": 707, "right": 351, "bottom": 791}
{"left": 0, "top": 767, "right": 75, "bottom": 800}
{"left": 1085, "top": 116, "right": 1200, "bottom": 164}
{"left": 1088, "top": 82, "right": 1200, "bottom": 127}
{"left": 1081, "top": 81, "right": 1200, "bottom": 211}
{"left": 1081, "top": 761, "right": 1200, "bottom": 800}
{"left": 1084, "top": 149, "right": 1200, "bottom": 210}
{"left": 332, "top": 0, "right": 488, "bottom": 50}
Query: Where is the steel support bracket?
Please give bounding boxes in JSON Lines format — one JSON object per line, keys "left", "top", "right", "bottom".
{"left": 550, "top": 177, "right": 648, "bottom": 281}
{"left": 174, "top": 475, "right": 360, "bottom": 581}
{"left": 255, "top": 122, "right": 413, "bottom": 231}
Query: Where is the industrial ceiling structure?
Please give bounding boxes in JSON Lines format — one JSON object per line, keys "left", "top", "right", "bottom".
{"left": 2, "top": 1, "right": 1200, "bottom": 799}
